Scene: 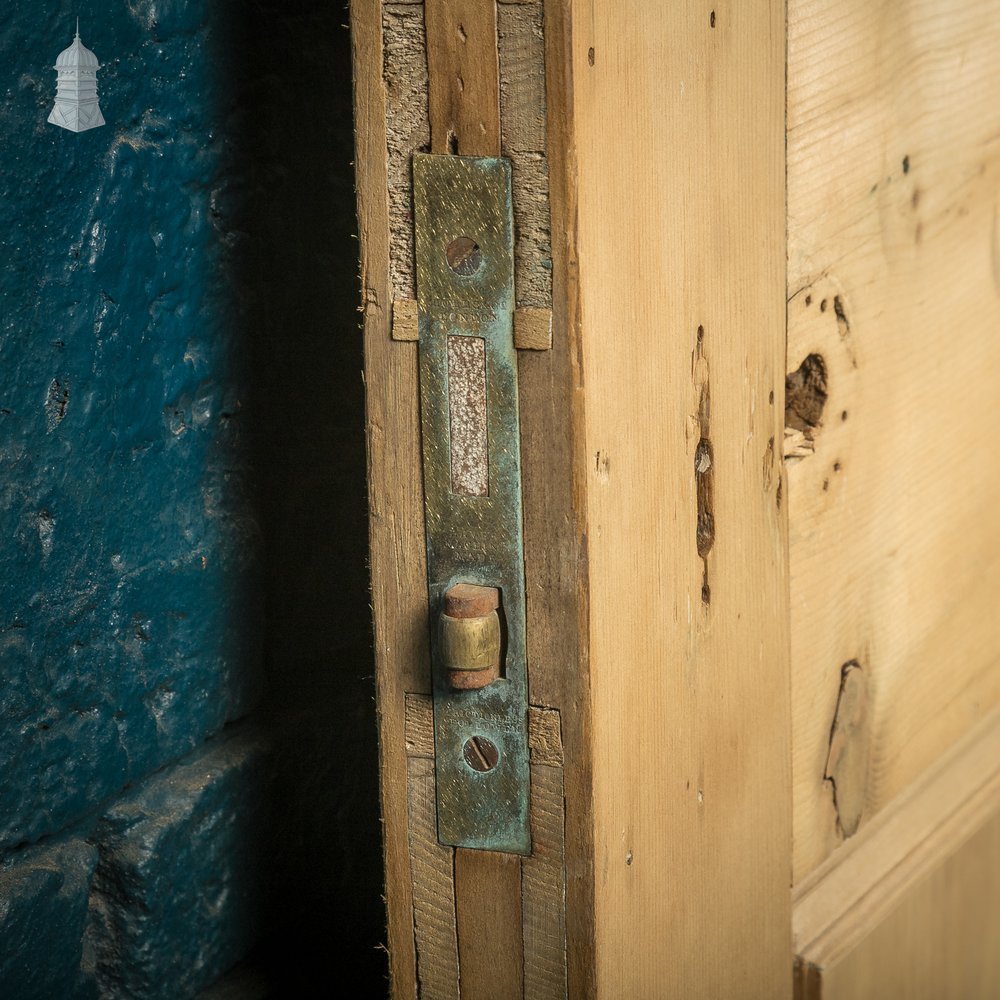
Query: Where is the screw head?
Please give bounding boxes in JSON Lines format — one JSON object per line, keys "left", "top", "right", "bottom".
{"left": 446, "top": 236, "right": 482, "bottom": 276}
{"left": 463, "top": 735, "right": 499, "bottom": 772}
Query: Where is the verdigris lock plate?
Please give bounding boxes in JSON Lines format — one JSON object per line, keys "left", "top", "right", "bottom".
{"left": 413, "top": 153, "right": 531, "bottom": 855}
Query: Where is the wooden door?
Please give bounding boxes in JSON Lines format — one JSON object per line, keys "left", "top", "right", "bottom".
{"left": 787, "top": 2, "right": 1000, "bottom": 995}
{"left": 351, "top": 1, "right": 1000, "bottom": 997}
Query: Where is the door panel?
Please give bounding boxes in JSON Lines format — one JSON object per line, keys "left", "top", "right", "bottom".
{"left": 807, "top": 812, "right": 1000, "bottom": 999}
{"left": 794, "top": 708, "right": 1000, "bottom": 998}
{"left": 787, "top": 0, "right": 1000, "bottom": 882}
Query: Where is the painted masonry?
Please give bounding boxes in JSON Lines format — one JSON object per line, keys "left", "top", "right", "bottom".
{"left": 0, "top": 3, "right": 382, "bottom": 995}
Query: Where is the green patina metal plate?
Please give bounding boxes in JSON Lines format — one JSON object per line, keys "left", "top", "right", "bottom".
{"left": 413, "top": 153, "right": 531, "bottom": 854}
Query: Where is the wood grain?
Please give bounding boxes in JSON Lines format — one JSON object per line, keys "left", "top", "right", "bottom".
{"left": 513, "top": 308, "right": 553, "bottom": 351}
{"left": 509, "top": 150, "right": 553, "bottom": 308}
{"left": 497, "top": 1, "right": 546, "bottom": 154}
{"left": 527, "top": 705, "right": 562, "bottom": 766}
{"left": 420, "top": 7, "right": 552, "bottom": 998}
{"left": 794, "top": 705, "right": 1000, "bottom": 969}
{"left": 787, "top": 0, "right": 1000, "bottom": 883}
{"left": 392, "top": 298, "right": 420, "bottom": 342}
{"left": 571, "top": 1, "right": 790, "bottom": 995}
{"left": 359, "top": 3, "right": 1000, "bottom": 995}
{"left": 522, "top": 763, "right": 567, "bottom": 1000}
{"left": 801, "top": 810, "right": 1000, "bottom": 999}
{"left": 521, "top": 7, "right": 593, "bottom": 995}
{"left": 404, "top": 694, "right": 563, "bottom": 766}
{"left": 351, "top": 2, "right": 427, "bottom": 995}
{"left": 454, "top": 849, "right": 524, "bottom": 1000}
{"left": 405, "top": 693, "right": 436, "bottom": 758}
{"left": 408, "top": 756, "right": 461, "bottom": 1000}
{"left": 794, "top": 706, "right": 1000, "bottom": 998}
{"left": 403, "top": 698, "right": 567, "bottom": 998}
{"left": 358, "top": 1, "right": 589, "bottom": 996}
{"left": 498, "top": 0, "right": 552, "bottom": 309}
{"left": 424, "top": 0, "right": 500, "bottom": 156}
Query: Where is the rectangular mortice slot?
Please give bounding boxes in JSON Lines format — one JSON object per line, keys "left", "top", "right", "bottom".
{"left": 447, "top": 335, "right": 489, "bottom": 496}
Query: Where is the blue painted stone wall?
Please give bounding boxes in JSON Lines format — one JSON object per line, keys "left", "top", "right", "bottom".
{"left": 1, "top": 1, "right": 384, "bottom": 996}
{"left": 0, "top": 2, "right": 262, "bottom": 850}
{"left": 0, "top": 839, "right": 97, "bottom": 999}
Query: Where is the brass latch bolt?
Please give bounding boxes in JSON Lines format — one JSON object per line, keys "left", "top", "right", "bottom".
{"left": 439, "top": 583, "right": 502, "bottom": 690}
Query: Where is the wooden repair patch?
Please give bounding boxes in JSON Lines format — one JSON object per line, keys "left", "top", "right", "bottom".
{"left": 514, "top": 307, "right": 553, "bottom": 351}
{"left": 404, "top": 696, "right": 567, "bottom": 998}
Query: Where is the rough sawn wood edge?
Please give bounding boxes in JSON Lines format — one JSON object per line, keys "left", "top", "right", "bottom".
{"left": 352, "top": 1, "right": 425, "bottom": 995}
{"left": 353, "top": 1, "right": 590, "bottom": 997}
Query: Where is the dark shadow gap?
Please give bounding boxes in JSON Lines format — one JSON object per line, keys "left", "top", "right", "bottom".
{"left": 214, "top": 2, "right": 385, "bottom": 995}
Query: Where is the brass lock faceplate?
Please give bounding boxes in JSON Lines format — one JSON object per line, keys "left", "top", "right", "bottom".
{"left": 414, "top": 154, "right": 531, "bottom": 854}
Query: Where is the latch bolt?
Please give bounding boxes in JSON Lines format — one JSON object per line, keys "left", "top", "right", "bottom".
{"left": 439, "top": 583, "right": 502, "bottom": 690}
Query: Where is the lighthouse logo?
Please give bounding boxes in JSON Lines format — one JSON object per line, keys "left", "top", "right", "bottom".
{"left": 48, "top": 20, "right": 106, "bottom": 133}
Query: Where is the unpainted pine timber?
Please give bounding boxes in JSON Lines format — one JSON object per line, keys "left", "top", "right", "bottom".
{"left": 571, "top": 2, "right": 790, "bottom": 996}
{"left": 404, "top": 693, "right": 568, "bottom": 999}
{"left": 405, "top": 692, "right": 437, "bottom": 758}
{"left": 793, "top": 706, "right": 1000, "bottom": 998}
{"left": 801, "top": 810, "right": 1000, "bottom": 999}
{"left": 519, "top": 3, "right": 594, "bottom": 996}
{"left": 424, "top": 0, "right": 500, "bottom": 156}
{"left": 507, "top": 151, "right": 553, "bottom": 309}
{"left": 405, "top": 693, "right": 566, "bottom": 768}
{"left": 454, "top": 849, "right": 524, "bottom": 1000}
{"left": 522, "top": 762, "right": 567, "bottom": 1000}
{"left": 497, "top": 1, "right": 546, "bottom": 153}
{"left": 393, "top": 298, "right": 420, "bottom": 342}
{"left": 786, "top": 0, "right": 1000, "bottom": 882}
{"left": 351, "top": 2, "right": 428, "bottom": 995}
{"left": 408, "top": 757, "right": 462, "bottom": 1000}
{"left": 526, "top": 705, "right": 562, "bottom": 766}
{"left": 359, "top": 1, "right": 587, "bottom": 995}
{"left": 824, "top": 662, "right": 871, "bottom": 839}
{"left": 498, "top": 0, "right": 553, "bottom": 310}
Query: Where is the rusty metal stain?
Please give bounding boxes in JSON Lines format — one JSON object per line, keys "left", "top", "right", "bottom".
{"left": 414, "top": 153, "right": 531, "bottom": 854}
{"left": 447, "top": 336, "right": 489, "bottom": 496}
